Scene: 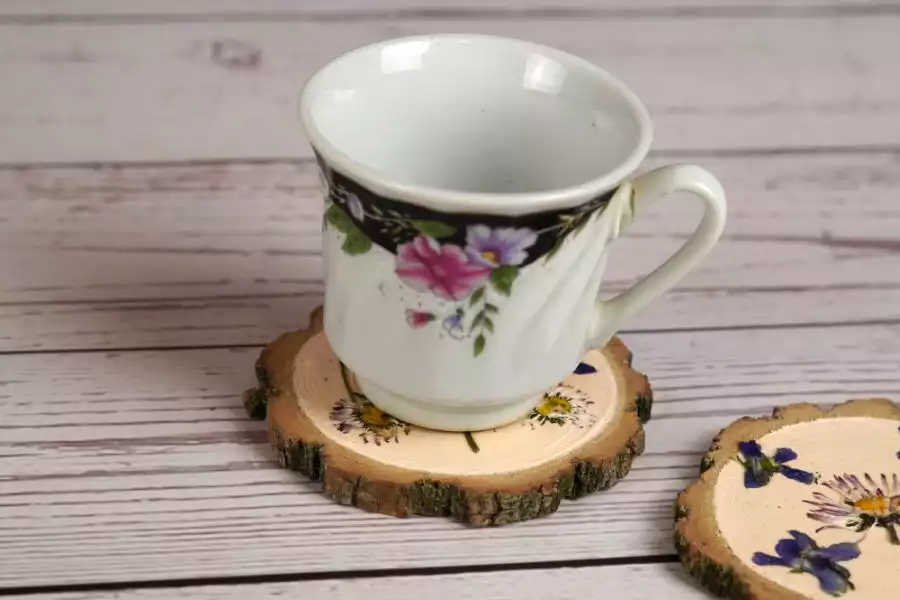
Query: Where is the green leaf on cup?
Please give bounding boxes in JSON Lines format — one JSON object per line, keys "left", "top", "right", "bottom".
{"left": 469, "top": 311, "right": 485, "bottom": 333}
{"left": 489, "top": 265, "right": 518, "bottom": 296}
{"left": 469, "top": 287, "right": 485, "bottom": 306}
{"left": 342, "top": 226, "right": 372, "bottom": 256}
{"left": 411, "top": 220, "right": 456, "bottom": 239}
{"left": 473, "top": 334, "right": 486, "bottom": 357}
{"left": 483, "top": 317, "right": 494, "bottom": 334}
{"left": 484, "top": 303, "right": 499, "bottom": 314}
{"left": 325, "top": 204, "right": 353, "bottom": 233}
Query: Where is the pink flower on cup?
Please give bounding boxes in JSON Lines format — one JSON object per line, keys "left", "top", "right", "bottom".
{"left": 395, "top": 236, "right": 491, "bottom": 301}
{"left": 465, "top": 225, "right": 537, "bottom": 267}
{"left": 405, "top": 309, "right": 435, "bottom": 328}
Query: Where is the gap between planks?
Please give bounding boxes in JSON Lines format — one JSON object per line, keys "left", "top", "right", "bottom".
{"left": 0, "top": 555, "right": 680, "bottom": 598}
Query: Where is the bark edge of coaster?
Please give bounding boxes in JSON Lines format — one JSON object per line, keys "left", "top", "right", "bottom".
{"left": 241, "top": 306, "right": 654, "bottom": 527}
{"left": 675, "top": 398, "right": 900, "bottom": 600}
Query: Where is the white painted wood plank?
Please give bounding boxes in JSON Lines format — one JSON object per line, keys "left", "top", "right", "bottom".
{"left": 1, "top": 152, "right": 898, "bottom": 350}
{"left": 1, "top": 323, "right": 898, "bottom": 587}
{"left": 0, "top": 16, "right": 897, "bottom": 163}
{"left": 2, "top": 563, "right": 708, "bottom": 600}
{"left": 0, "top": 0, "right": 883, "bottom": 18}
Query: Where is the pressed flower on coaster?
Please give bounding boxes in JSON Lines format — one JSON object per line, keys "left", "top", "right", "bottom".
{"left": 676, "top": 399, "right": 900, "bottom": 599}
{"left": 241, "top": 307, "right": 654, "bottom": 527}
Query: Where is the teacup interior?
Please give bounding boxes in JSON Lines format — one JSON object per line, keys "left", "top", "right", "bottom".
{"left": 304, "top": 36, "right": 648, "bottom": 195}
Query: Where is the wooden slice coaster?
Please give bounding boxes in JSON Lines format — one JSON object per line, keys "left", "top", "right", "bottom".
{"left": 676, "top": 398, "right": 900, "bottom": 600}
{"left": 242, "top": 306, "right": 653, "bottom": 527}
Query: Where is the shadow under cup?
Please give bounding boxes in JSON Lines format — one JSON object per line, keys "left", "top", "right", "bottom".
{"left": 300, "top": 35, "right": 655, "bottom": 432}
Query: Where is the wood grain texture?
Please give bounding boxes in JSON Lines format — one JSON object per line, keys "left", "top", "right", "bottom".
{"left": 2, "top": 152, "right": 899, "bottom": 351}
{"left": 2, "top": 323, "right": 898, "bottom": 587}
{"left": 1, "top": 563, "right": 709, "bottom": 600}
{"left": 0, "top": 0, "right": 885, "bottom": 19}
{"left": 0, "top": 15, "right": 897, "bottom": 162}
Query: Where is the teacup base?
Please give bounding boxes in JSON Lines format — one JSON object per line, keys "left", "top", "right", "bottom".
{"left": 241, "top": 306, "right": 656, "bottom": 527}
{"left": 355, "top": 377, "right": 541, "bottom": 432}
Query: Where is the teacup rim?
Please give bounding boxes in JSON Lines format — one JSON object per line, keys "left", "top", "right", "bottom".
{"left": 299, "top": 33, "right": 653, "bottom": 215}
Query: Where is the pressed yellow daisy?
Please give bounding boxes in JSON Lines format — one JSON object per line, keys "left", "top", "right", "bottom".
{"left": 535, "top": 393, "right": 573, "bottom": 417}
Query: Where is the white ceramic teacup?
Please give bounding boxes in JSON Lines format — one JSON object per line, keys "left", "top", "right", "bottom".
{"left": 300, "top": 34, "right": 726, "bottom": 432}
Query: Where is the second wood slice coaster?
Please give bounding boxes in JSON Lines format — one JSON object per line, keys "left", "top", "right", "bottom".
{"left": 243, "top": 307, "right": 653, "bottom": 526}
{"left": 676, "top": 398, "right": 900, "bottom": 600}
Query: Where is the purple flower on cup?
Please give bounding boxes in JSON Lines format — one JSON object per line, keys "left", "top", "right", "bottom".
{"left": 395, "top": 236, "right": 491, "bottom": 301}
{"left": 465, "top": 225, "right": 537, "bottom": 268}
{"left": 752, "top": 530, "right": 859, "bottom": 596}
{"left": 442, "top": 313, "right": 465, "bottom": 339}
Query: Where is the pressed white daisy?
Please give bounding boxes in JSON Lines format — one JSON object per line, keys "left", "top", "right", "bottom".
{"left": 329, "top": 396, "right": 410, "bottom": 445}
{"left": 804, "top": 472, "right": 900, "bottom": 545}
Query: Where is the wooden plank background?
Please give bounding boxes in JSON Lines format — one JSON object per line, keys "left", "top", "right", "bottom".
{"left": 2, "top": 564, "right": 709, "bottom": 600}
{"left": 3, "top": 323, "right": 899, "bottom": 588}
{"left": 0, "top": 1, "right": 889, "bottom": 18}
{"left": 0, "top": 11, "right": 898, "bottom": 162}
{"left": 1, "top": 0, "right": 898, "bottom": 597}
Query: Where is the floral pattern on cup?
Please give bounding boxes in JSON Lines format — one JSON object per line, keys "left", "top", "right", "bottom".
{"left": 395, "top": 235, "right": 493, "bottom": 301}
{"left": 316, "top": 152, "right": 616, "bottom": 358}
{"left": 464, "top": 225, "right": 537, "bottom": 268}
{"left": 405, "top": 309, "right": 436, "bottom": 328}
{"left": 441, "top": 312, "right": 466, "bottom": 339}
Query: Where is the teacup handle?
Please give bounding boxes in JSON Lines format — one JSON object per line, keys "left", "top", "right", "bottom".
{"left": 587, "top": 164, "right": 727, "bottom": 348}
